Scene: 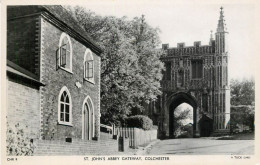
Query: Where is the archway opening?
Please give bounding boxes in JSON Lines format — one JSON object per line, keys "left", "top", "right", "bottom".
{"left": 168, "top": 92, "right": 197, "bottom": 138}
{"left": 173, "top": 103, "right": 193, "bottom": 138}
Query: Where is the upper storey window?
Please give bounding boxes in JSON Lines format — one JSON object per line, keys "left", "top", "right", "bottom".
{"left": 84, "top": 49, "right": 94, "bottom": 83}
{"left": 163, "top": 62, "right": 171, "bottom": 80}
{"left": 58, "top": 33, "right": 73, "bottom": 73}
{"left": 191, "top": 60, "right": 203, "bottom": 79}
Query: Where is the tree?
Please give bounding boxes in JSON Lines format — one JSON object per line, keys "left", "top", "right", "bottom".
{"left": 66, "top": 6, "right": 164, "bottom": 125}
{"left": 230, "top": 78, "right": 255, "bottom": 106}
{"left": 230, "top": 78, "right": 255, "bottom": 131}
{"left": 230, "top": 105, "right": 254, "bottom": 131}
{"left": 173, "top": 107, "right": 193, "bottom": 137}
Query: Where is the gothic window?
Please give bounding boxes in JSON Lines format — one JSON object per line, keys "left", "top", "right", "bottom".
{"left": 177, "top": 70, "right": 184, "bottom": 87}
{"left": 84, "top": 49, "right": 94, "bottom": 83}
{"left": 58, "top": 33, "right": 73, "bottom": 72}
{"left": 58, "top": 86, "right": 72, "bottom": 125}
{"left": 202, "top": 94, "right": 208, "bottom": 111}
{"left": 191, "top": 60, "right": 203, "bottom": 79}
{"left": 164, "top": 62, "right": 171, "bottom": 80}
{"left": 179, "top": 59, "right": 183, "bottom": 68}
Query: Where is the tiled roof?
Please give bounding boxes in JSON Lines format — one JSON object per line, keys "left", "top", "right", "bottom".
{"left": 7, "top": 5, "right": 102, "bottom": 55}
{"left": 41, "top": 5, "right": 102, "bottom": 54}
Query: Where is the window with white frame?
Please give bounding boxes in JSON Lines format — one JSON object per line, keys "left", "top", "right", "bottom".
{"left": 58, "top": 86, "right": 72, "bottom": 125}
{"left": 84, "top": 49, "right": 94, "bottom": 83}
{"left": 58, "top": 33, "right": 73, "bottom": 72}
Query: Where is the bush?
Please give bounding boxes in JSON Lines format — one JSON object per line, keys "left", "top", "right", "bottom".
{"left": 125, "top": 115, "right": 153, "bottom": 130}
{"left": 6, "top": 123, "right": 35, "bottom": 156}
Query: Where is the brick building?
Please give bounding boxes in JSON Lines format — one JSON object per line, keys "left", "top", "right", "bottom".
{"left": 7, "top": 6, "right": 102, "bottom": 141}
{"left": 146, "top": 7, "right": 230, "bottom": 138}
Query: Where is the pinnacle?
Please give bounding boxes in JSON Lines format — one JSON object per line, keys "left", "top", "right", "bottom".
{"left": 217, "top": 6, "right": 227, "bottom": 32}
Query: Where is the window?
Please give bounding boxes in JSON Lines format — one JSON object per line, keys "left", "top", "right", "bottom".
{"left": 164, "top": 62, "right": 171, "bottom": 80}
{"left": 58, "top": 33, "right": 72, "bottom": 72}
{"left": 202, "top": 93, "right": 208, "bottom": 111}
{"left": 191, "top": 60, "right": 203, "bottom": 79}
{"left": 84, "top": 49, "right": 94, "bottom": 83}
{"left": 58, "top": 86, "right": 72, "bottom": 125}
{"left": 177, "top": 70, "right": 184, "bottom": 87}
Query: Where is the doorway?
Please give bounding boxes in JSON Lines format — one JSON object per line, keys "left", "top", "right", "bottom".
{"left": 199, "top": 115, "right": 213, "bottom": 137}
{"left": 82, "top": 96, "right": 94, "bottom": 140}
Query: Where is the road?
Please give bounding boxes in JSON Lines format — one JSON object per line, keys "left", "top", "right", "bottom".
{"left": 147, "top": 138, "right": 254, "bottom": 155}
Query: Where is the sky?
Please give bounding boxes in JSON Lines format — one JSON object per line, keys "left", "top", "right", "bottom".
{"left": 77, "top": 1, "right": 257, "bottom": 80}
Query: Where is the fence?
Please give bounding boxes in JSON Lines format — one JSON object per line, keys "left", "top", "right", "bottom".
{"left": 112, "top": 125, "right": 157, "bottom": 148}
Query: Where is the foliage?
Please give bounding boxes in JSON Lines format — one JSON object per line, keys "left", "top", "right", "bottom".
{"left": 66, "top": 6, "right": 164, "bottom": 125}
{"left": 177, "top": 123, "right": 193, "bottom": 138}
{"left": 230, "top": 78, "right": 255, "bottom": 131}
{"left": 230, "top": 78, "right": 255, "bottom": 106}
{"left": 125, "top": 115, "right": 153, "bottom": 130}
{"left": 230, "top": 105, "right": 254, "bottom": 131}
{"left": 6, "top": 123, "right": 35, "bottom": 156}
{"left": 173, "top": 107, "right": 192, "bottom": 138}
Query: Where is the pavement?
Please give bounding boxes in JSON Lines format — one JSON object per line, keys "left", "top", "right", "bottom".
{"left": 146, "top": 138, "right": 254, "bottom": 155}
{"left": 134, "top": 140, "right": 160, "bottom": 155}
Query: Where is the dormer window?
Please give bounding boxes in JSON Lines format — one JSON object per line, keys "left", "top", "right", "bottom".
{"left": 84, "top": 49, "right": 94, "bottom": 83}
{"left": 58, "top": 33, "right": 73, "bottom": 73}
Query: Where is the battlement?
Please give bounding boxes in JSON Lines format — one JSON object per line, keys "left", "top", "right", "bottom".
{"left": 162, "top": 40, "right": 216, "bottom": 56}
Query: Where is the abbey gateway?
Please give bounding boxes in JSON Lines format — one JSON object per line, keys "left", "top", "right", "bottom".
{"left": 147, "top": 7, "right": 230, "bottom": 138}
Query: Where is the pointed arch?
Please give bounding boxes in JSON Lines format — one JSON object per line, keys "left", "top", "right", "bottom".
{"left": 82, "top": 95, "right": 95, "bottom": 140}
{"left": 167, "top": 92, "right": 198, "bottom": 138}
{"left": 83, "top": 49, "right": 95, "bottom": 84}
{"left": 58, "top": 32, "right": 73, "bottom": 72}
{"left": 58, "top": 86, "right": 72, "bottom": 125}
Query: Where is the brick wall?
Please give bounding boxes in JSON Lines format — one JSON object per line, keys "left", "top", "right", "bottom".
{"left": 7, "top": 15, "right": 40, "bottom": 77}
{"left": 7, "top": 78, "right": 40, "bottom": 139}
{"left": 40, "top": 17, "right": 101, "bottom": 140}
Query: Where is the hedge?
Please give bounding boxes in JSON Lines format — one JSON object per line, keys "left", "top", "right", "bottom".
{"left": 125, "top": 115, "right": 153, "bottom": 130}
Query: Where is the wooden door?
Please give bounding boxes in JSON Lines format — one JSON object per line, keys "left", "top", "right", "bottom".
{"left": 84, "top": 104, "right": 89, "bottom": 140}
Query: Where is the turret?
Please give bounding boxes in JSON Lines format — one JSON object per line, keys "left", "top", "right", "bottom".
{"left": 209, "top": 30, "right": 214, "bottom": 46}
{"left": 215, "top": 7, "right": 228, "bottom": 54}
